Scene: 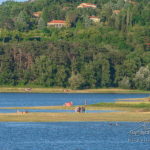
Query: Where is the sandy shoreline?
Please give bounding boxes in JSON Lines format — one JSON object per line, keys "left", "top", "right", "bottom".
{"left": 0, "top": 87, "right": 150, "bottom": 93}
{"left": 0, "top": 111, "right": 150, "bottom": 122}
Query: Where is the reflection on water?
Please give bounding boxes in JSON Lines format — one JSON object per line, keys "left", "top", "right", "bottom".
{"left": 0, "top": 122, "right": 149, "bottom": 150}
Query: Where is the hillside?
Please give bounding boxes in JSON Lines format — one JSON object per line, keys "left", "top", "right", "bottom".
{"left": 0, "top": 0, "right": 150, "bottom": 90}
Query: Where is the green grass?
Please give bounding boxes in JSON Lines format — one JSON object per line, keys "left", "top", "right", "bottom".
{"left": 117, "top": 97, "right": 150, "bottom": 102}
{"left": 90, "top": 102, "right": 150, "bottom": 109}
{"left": 0, "top": 101, "right": 150, "bottom": 122}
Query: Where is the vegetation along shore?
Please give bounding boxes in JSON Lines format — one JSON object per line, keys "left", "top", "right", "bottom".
{"left": 0, "top": 98, "right": 150, "bottom": 122}
{"left": 0, "top": 87, "right": 150, "bottom": 93}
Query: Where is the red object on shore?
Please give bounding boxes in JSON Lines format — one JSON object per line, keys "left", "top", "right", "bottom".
{"left": 64, "top": 101, "right": 73, "bottom": 106}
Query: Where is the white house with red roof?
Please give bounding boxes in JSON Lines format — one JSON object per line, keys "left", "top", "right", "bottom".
{"left": 47, "top": 20, "right": 67, "bottom": 28}
{"left": 77, "top": 3, "right": 97, "bottom": 9}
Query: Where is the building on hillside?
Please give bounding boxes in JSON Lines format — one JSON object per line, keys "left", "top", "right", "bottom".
{"left": 33, "top": 11, "right": 42, "bottom": 18}
{"left": 89, "top": 16, "right": 100, "bottom": 23}
{"left": 113, "top": 10, "right": 121, "bottom": 15}
{"left": 47, "top": 20, "right": 67, "bottom": 28}
{"left": 145, "top": 43, "right": 150, "bottom": 51}
{"left": 77, "top": 3, "right": 97, "bottom": 9}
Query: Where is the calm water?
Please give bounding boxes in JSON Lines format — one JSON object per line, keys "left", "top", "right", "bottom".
{"left": 0, "top": 122, "right": 150, "bottom": 150}
{"left": 0, "top": 93, "right": 149, "bottom": 107}
{"left": 0, "top": 93, "right": 150, "bottom": 150}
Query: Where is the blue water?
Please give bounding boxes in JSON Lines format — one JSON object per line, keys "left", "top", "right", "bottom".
{"left": 0, "top": 122, "right": 150, "bottom": 150}
{"left": 0, "top": 109, "right": 121, "bottom": 113}
{"left": 0, "top": 93, "right": 149, "bottom": 107}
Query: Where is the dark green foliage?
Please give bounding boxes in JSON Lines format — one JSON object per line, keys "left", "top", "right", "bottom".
{"left": 0, "top": 0, "right": 149, "bottom": 89}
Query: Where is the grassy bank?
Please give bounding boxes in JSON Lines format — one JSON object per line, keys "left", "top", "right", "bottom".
{"left": 1, "top": 101, "right": 150, "bottom": 111}
{"left": 117, "top": 97, "right": 150, "bottom": 102}
{"left": 0, "top": 87, "right": 150, "bottom": 93}
{"left": 0, "top": 102, "right": 150, "bottom": 122}
{"left": 90, "top": 102, "right": 150, "bottom": 111}
{"left": 0, "top": 90, "right": 150, "bottom": 122}
{"left": 0, "top": 112, "right": 150, "bottom": 122}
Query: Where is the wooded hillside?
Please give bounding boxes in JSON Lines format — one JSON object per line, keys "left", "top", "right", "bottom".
{"left": 0, "top": 0, "right": 150, "bottom": 89}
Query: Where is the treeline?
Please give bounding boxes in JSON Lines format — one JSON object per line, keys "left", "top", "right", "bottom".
{"left": 0, "top": 0, "right": 150, "bottom": 90}
{"left": 0, "top": 40, "right": 150, "bottom": 89}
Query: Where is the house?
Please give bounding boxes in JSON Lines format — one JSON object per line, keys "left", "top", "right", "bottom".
{"left": 144, "top": 43, "right": 150, "bottom": 51}
{"left": 89, "top": 16, "right": 100, "bottom": 23}
{"left": 113, "top": 10, "right": 121, "bottom": 15}
{"left": 47, "top": 20, "right": 67, "bottom": 28}
{"left": 145, "top": 43, "right": 150, "bottom": 46}
{"left": 77, "top": 3, "right": 97, "bottom": 9}
{"left": 33, "top": 11, "right": 42, "bottom": 18}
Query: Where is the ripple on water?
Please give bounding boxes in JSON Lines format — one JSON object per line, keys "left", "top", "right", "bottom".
{"left": 0, "top": 122, "right": 150, "bottom": 150}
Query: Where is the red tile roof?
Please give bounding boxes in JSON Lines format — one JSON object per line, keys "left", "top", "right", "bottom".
{"left": 82, "top": 3, "right": 96, "bottom": 6}
{"left": 78, "top": 3, "right": 97, "bottom": 8}
{"left": 145, "top": 43, "right": 150, "bottom": 46}
{"left": 33, "top": 11, "right": 42, "bottom": 17}
{"left": 113, "top": 10, "right": 121, "bottom": 14}
{"left": 89, "top": 16, "right": 99, "bottom": 18}
{"left": 48, "top": 20, "right": 66, "bottom": 24}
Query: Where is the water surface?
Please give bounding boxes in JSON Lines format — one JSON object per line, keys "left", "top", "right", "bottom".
{"left": 0, "top": 122, "right": 149, "bottom": 150}
{"left": 0, "top": 93, "right": 149, "bottom": 107}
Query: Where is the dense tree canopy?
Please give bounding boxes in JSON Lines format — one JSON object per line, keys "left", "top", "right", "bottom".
{"left": 0, "top": 0, "right": 150, "bottom": 89}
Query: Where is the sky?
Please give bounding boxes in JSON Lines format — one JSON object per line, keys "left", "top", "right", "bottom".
{"left": 0, "top": 0, "right": 27, "bottom": 4}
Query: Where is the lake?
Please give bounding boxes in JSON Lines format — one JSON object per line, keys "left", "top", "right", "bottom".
{"left": 0, "top": 122, "right": 150, "bottom": 150}
{"left": 0, "top": 93, "right": 150, "bottom": 150}
{"left": 0, "top": 93, "right": 149, "bottom": 107}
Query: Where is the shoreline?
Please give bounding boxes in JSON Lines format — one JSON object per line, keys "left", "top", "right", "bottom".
{"left": 0, "top": 87, "right": 150, "bottom": 93}
{"left": 0, "top": 102, "right": 149, "bottom": 122}
{"left": 0, "top": 112, "right": 149, "bottom": 122}
{"left": 0, "top": 89, "right": 150, "bottom": 122}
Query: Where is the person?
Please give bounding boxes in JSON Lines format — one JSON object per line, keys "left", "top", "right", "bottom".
{"left": 25, "top": 110, "right": 28, "bottom": 113}
{"left": 75, "top": 107, "right": 78, "bottom": 112}
{"left": 75, "top": 107, "right": 81, "bottom": 112}
{"left": 81, "top": 106, "right": 85, "bottom": 113}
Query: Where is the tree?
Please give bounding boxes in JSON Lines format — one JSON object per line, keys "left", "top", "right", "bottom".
{"left": 69, "top": 72, "right": 85, "bottom": 89}
{"left": 119, "top": 77, "right": 131, "bottom": 89}
{"left": 116, "top": 0, "right": 125, "bottom": 9}
{"left": 133, "top": 66, "right": 150, "bottom": 90}
{"left": 38, "top": 17, "right": 46, "bottom": 30}
{"left": 15, "top": 10, "right": 30, "bottom": 31}
{"left": 66, "top": 12, "right": 78, "bottom": 27}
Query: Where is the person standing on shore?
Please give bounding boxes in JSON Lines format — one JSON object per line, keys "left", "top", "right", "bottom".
{"left": 75, "top": 106, "right": 81, "bottom": 112}
{"left": 81, "top": 106, "right": 85, "bottom": 113}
